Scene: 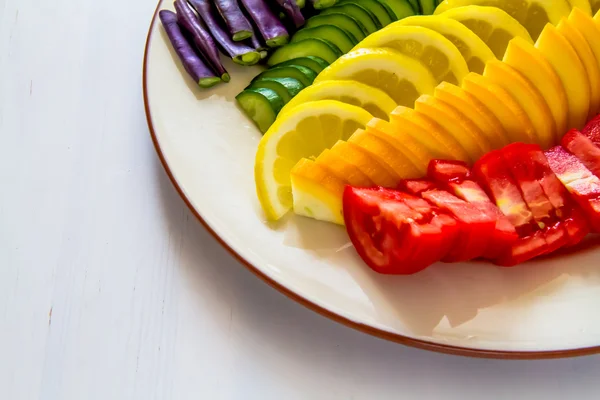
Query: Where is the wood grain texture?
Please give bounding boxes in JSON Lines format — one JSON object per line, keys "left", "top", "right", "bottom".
{"left": 3, "top": 0, "right": 600, "bottom": 398}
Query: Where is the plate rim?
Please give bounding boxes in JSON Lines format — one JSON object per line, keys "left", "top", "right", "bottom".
{"left": 142, "top": 0, "right": 600, "bottom": 360}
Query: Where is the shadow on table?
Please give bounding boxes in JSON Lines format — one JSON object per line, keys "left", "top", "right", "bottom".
{"left": 339, "top": 235, "right": 600, "bottom": 337}
{"left": 154, "top": 157, "right": 600, "bottom": 390}
{"left": 277, "top": 210, "right": 600, "bottom": 337}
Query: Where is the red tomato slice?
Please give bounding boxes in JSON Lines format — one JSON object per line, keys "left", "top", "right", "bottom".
{"left": 545, "top": 146, "right": 600, "bottom": 232}
{"left": 582, "top": 114, "right": 600, "bottom": 147}
{"left": 529, "top": 149, "right": 569, "bottom": 212}
{"left": 421, "top": 189, "right": 496, "bottom": 262}
{"left": 343, "top": 186, "right": 459, "bottom": 274}
{"left": 395, "top": 191, "right": 462, "bottom": 259}
{"left": 561, "top": 129, "right": 600, "bottom": 178}
{"left": 528, "top": 146, "right": 591, "bottom": 246}
{"left": 543, "top": 221, "right": 570, "bottom": 254}
{"left": 397, "top": 179, "right": 437, "bottom": 195}
{"left": 399, "top": 176, "right": 518, "bottom": 260}
{"left": 419, "top": 159, "right": 520, "bottom": 259}
{"left": 427, "top": 159, "right": 471, "bottom": 183}
{"left": 400, "top": 194, "right": 463, "bottom": 265}
{"left": 473, "top": 148, "right": 554, "bottom": 263}
{"left": 562, "top": 208, "right": 591, "bottom": 246}
{"left": 448, "top": 180, "right": 518, "bottom": 259}
{"left": 501, "top": 143, "right": 571, "bottom": 253}
{"left": 494, "top": 231, "right": 548, "bottom": 266}
{"left": 473, "top": 150, "right": 536, "bottom": 236}
{"left": 501, "top": 143, "right": 555, "bottom": 225}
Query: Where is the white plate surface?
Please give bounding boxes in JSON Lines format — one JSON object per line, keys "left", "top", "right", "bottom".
{"left": 144, "top": 2, "right": 600, "bottom": 358}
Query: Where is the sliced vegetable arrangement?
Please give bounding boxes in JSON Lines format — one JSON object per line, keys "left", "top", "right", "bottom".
{"left": 160, "top": 0, "right": 306, "bottom": 86}
{"left": 239, "top": 1, "right": 539, "bottom": 132}
{"left": 255, "top": 6, "right": 600, "bottom": 226}
{"left": 237, "top": 0, "right": 426, "bottom": 132}
{"left": 253, "top": 5, "right": 600, "bottom": 274}
{"left": 160, "top": 0, "right": 425, "bottom": 95}
{"left": 160, "top": 0, "right": 600, "bottom": 275}
{"left": 344, "top": 116, "right": 600, "bottom": 274}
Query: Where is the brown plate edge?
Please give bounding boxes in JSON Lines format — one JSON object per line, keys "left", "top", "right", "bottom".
{"left": 142, "top": 1, "right": 600, "bottom": 360}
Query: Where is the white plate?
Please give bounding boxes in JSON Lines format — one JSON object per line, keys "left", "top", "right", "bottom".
{"left": 144, "top": 1, "right": 600, "bottom": 358}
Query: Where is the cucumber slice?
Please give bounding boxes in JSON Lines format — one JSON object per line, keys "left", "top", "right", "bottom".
{"left": 320, "top": 4, "right": 380, "bottom": 33}
{"left": 418, "top": 0, "right": 435, "bottom": 14}
{"left": 253, "top": 65, "right": 318, "bottom": 87}
{"left": 379, "top": 0, "right": 418, "bottom": 15}
{"left": 314, "top": 0, "right": 339, "bottom": 8}
{"left": 339, "top": 0, "right": 395, "bottom": 26}
{"left": 248, "top": 77, "right": 305, "bottom": 103}
{"left": 267, "top": 38, "right": 343, "bottom": 66}
{"left": 270, "top": 56, "right": 330, "bottom": 74}
{"left": 291, "top": 25, "right": 357, "bottom": 53}
{"left": 236, "top": 88, "right": 284, "bottom": 133}
{"left": 305, "top": 13, "right": 368, "bottom": 42}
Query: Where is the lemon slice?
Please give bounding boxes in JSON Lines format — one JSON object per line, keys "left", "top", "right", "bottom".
{"left": 569, "top": 8, "right": 600, "bottom": 116}
{"left": 502, "top": 37, "right": 568, "bottom": 139}
{"left": 566, "top": 0, "right": 592, "bottom": 15}
{"left": 438, "top": 5, "right": 533, "bottom": 59}
{"left": 314, "top": 48, "right": 437, "bottom": 107}
{"left": 434, "top": 81, "right": 510, "bottom": 149}
{"left": 461, "top": 72, "right": 537, "bottom": 144}
{"left": 290, "top": 158, "right": 346, "bottom": 224}
{"left": 535, "top": 23, "right": 590, "bottom": 130}
{"left": 392, "top": 15, "right": 496, "bottom": 74}
{"left": 557, "top": 18, "right": 600, "bottom": 120}
{"left": 255, "top": 100, "right": 373, "bottom": 220}
{"left": 433, "top": 0, "right": 453, "bottom": 13}
{"left": 435, "top": 0, "right": 571, "bottom": 40}
{"left": 350, "top": 26, "right": 469, "bottom": 85}
{"left": 279, "top": 80, "right": 397, "bottom": 121}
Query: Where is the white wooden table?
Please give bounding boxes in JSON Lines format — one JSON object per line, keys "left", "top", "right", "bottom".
{"left": 2, "top": 0, "right": 600, "bottom": 398}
